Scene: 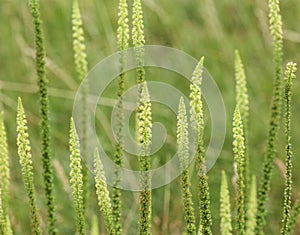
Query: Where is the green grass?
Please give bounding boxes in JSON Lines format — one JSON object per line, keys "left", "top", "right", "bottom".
{"left": 0, "top": 0, "right": 300, "bottom": 234}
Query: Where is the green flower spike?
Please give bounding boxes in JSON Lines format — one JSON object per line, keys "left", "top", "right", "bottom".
{"left": 0, "top": 112, "right": 12, "bottom": 235}
{"left": 137, "top": 82, "right": 152, "bottom": 235}
{"left": 28, "top": 0, "right": 56, "bottom": 233}
{"left": 256, "top": 0, "right": 284, "bottom": 233}
{"left": 233, "top": 106, "right": 246, "bottom": 235}
{"left": 69, "top": 118, "right": 86, "bottom": 235}
{"left": 16, "top": 98, "right": 42, "bottom": 235}
{"left": 189, "top": 57, "right": 212, "bottom": 235}
{"left": 132, "top": 0, "right": 146, "bottom": 85}
{"left": 234, "top": 50, "right": 250, "bottom": 208}
{"left": 112, "top": 0, "right": 130, "bottom": 233}
{"left": 220, "top": 171, "right": 233, "bottom": 235}
{"left": 177, "top": 97, "right": 196, "bottom": 235}
{"left": 94, "top": 149, "right": 115, "bottom": 235}
{"left": 245, "top": 176, "right": 257, "bottom": 235}
{"left": 280, "top": 62, "right": 297, "bottom": 235}
{"left": 72, "top": 0, "right": 89, "bottom": 221}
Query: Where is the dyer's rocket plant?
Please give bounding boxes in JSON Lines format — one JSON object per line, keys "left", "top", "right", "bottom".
{"left": 220, "top": 171, "right": 233, "bottom": 235}
{"left": 94, "top": 149, "right": 115, "bottom": 235}
{"left": 16, "top": 98, "right": 42, "bottom": 235}
{"left": 137, "top": 83, "right": 152, "bottom": 235}
{"left": 280, "top": 62, "right": 297, "bottom": 235}
{"left": 177, "top": 97, "right": 196, "bottom": 235}
{"left": 234, "top": 50, "right": 250, "bottom": 208}
{"left": 189, "top": 57, "right": 212, "bottom": 235}
{"left": 132, "top": 0, "right": 146, "bottom": 86}
{"left": 0, "top": 112, "right": 12, "bottom": 235}
{"left": 72, "top": 0, "right": 89, "bottom": 220}
{"left": 111, "top": 0, "right": 130, "bottom": 234}
{"left": 255, "top": 0, "right": 284, "bottom": 233}
{"left": 132, "top": 1, "right": 153, "bottom": 234}
{"left": 245, "top": 176, "right": 257, "bottom": 235}
{"left": 69, "top": 118, "right": 86, "bottom": 235}
{"left": 28, "top": 0, "right": 56, "bottom": 233}
{"left": 232, "top": 106, "right": 246, "bottom": 235}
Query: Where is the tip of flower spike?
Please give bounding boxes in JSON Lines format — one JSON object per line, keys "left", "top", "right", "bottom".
{"left": 70, "top": 117, "right": 76, "bottom": 131}
{"left": 199, "top": 56, "right": 205, "bottom": 65}
{"left": 179, "top": 97, "right": 186, "bottom": 113}
{"left": 73, "top": 0, "right": 79, "bottom": 8}
{"left": 17, "top": 97, "right": 24, "bottom": 112}
{"left": 191, "top": 56, "right": 205, "bottom": 86}
{"left": 235, "top": 49, "right": 241, "bottom": 59}
{"left": 140, "top": 82, "right": 150, "bottom": 103}
{"left": 285, "top": 62, "right": 297, "bottom": 81}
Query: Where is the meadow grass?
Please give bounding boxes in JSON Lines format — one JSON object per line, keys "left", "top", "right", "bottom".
{"left": 0, "top": 0, "right": 300, "bottom": 234}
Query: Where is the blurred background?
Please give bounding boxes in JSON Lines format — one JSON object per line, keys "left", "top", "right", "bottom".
{"left": 1, "top": 0, "right": 300, "bottom": 234}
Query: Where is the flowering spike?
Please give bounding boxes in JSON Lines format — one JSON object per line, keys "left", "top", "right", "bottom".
{"left": 94, "top": 149, "right": 115, "bottom": 235}
{"left": 233, "top": 106, "right": 246, "bottom": 234}
{"left": 177, "top": 97, "right": 196, "bottom": 235}
{"left": 256, "top": 0, "right": 284, "bottom": 233}
{"left": 280, "top": 62, "right": 297, "bottom": 235}
{"left": 220, "top": 171, "right": 233, "bottom": 235}
{"left": 72, "top": 0, "right": 88, "bottom": 81}
{"left": 16, "top": 98, "right": 42, "bottom": 235}
{"left": 112, "top": 1, "right": 130, "bottom": 233}
{"left": 189, "top": 57, "right": 212, "bottom": 234}
{"left": 234, "top": 50, "right": 249, "bottom": 127}
{"left": 132, "top": 0, "right": 146, "bottom": 85}
{"left": 28, "top": 0, "right": 56, "bottom": 232}
{"left": 137, "top": 82, "right": 152, "bottom": 235}
{"left": 69, "top": 118, "right": 86, "bottom": 235}
{"left": 245, "top": 176, "right": 257, "bottom": 235}
{"left": 0, "top": 112, "right": 12, "bottom": 235}
{"left": 72, "top": 0, "right": 89, "bottom": 220}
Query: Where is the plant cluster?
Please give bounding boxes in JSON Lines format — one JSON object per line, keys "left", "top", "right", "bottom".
{"left": 0, "top": 0, "right": 300, "bottom": 234}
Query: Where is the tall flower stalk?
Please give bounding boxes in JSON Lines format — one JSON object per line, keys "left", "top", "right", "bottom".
{"left": 137, "top": 83, "right": 152, "bottom": 235}
{"left": 233, "top": 106, "right": 246, "bottom": 235}
{"left": 280, "top": 62, "right": 297, "bottom": 235}
{"left": 220, "top": 171, "right": 233, "bottom": 235}
{"left": 0, "top": 112, "right": 12, "bottom": 235}
{"left": 94, "top": 149, "right": 115, "bottom": 235}
{"left": 286, "top": 198, "right": 300, "bottom": 234}
{"left": 69, "top": 118, "right": 86, "bottom": 235}
{"left": 177, "top": 97, "right": 196, "bottom": 235}
{"left": 28, "top": 0, "right": 55, "bottom": 233}
{"left": 72, "top": 0, "right": 89, "bottom": 220}
{"left": 16, "top": 98, "right": 42, "bottom": 235}
{"left": 234, "top": 50, "right": 249, "bottom": 207}
{"left": 132, "top": 0, "right": 146, "bottom": 87}
{"left": 245, "top": 176, "right": 257, "bottom": 235}
{"left": 111, "top": 0, "right": 130, "bottom": 233}
{"left": 256, "top": 0, "right": 284, "bottom": 233}
{"left": 189, "top": 57, "right": 212, "bottom": 235}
